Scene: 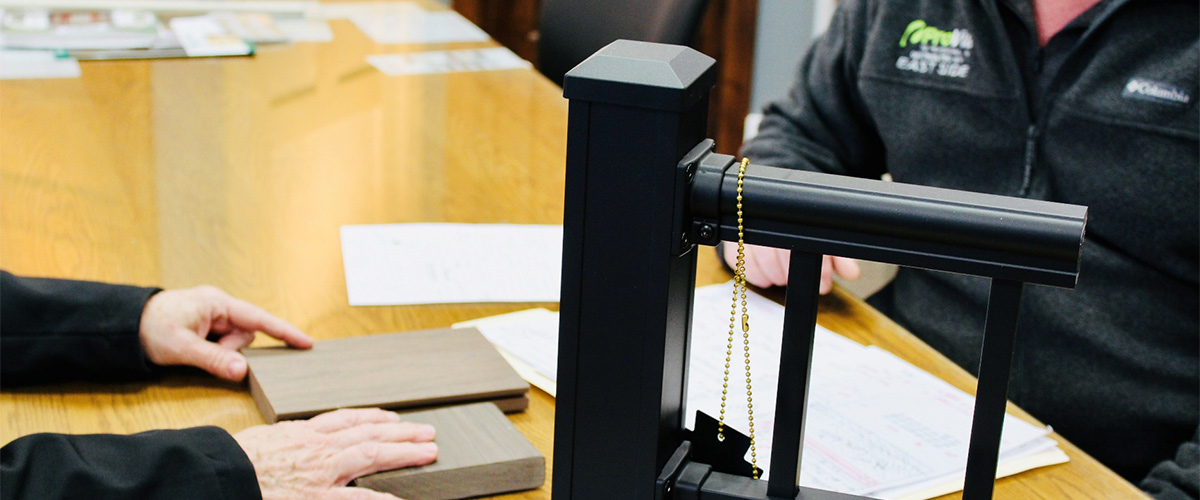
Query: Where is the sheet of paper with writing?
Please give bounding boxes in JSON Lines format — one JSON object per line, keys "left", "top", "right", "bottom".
{"left": 453, "top": 308, "right": 559, "bottom": 396}
{"left": 340, "top": 223, "right": 563, "bottom": 306}
{"left": 244, "top": 328, "right": 529, "bottom": 423}
{"left": 353, "top": 402, "right": 545, "bottom": 500}
{"left": 460, "top": 284, "right": 1068, "bottom": 500}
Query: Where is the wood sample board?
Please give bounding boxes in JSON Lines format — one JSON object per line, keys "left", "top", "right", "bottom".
{"left": 244, "top": 327, "right": 529, "bottom": 423}
{"left": 354, "top": 402, "right": 545, "bottom": 499}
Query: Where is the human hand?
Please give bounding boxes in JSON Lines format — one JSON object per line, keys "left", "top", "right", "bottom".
{"left": 722, "top": 244, "right": 860, "bottom": 294}
{"left": 138, "top": 285, "right": 314, "bottom": 381}
{"left": 234, "top": 408, "right": 439, "bottom": 500}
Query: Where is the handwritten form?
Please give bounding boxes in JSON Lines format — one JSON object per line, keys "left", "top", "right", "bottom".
{"left": 340, "top": 223, "right": 562, "bottom": 306}
{"left": 459, "top": 283, "right": 1067, "bottom": 499}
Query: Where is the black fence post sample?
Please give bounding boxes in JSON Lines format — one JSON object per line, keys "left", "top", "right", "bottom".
{"left": 553, "top": 40, "right": 716, "bottom": 500}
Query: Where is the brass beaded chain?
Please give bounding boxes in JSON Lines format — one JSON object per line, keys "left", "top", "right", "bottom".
{"left": 717, "top": 157, "right": 759, "bottom": 479}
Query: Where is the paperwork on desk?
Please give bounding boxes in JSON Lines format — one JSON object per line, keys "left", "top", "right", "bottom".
{"left": 0, "top": 8, "right": 268, "bottom": 59}
{"left": 314, "top": 1, "right": 419, "bottom": 20}
{"left": 368, "top": 47, "right": 530, "bottom": 75}
{"left": 0, "top": 49, "right": 78, "bottom": 78}
{"left": 455, "top": 308, "right": 560, "bottom": 396}
{"left": 273, "top": 17, "right": 332, "bottom": 42}
{"left": 340, "top": 223, "right": 562, "bottom": 306}
{"left": 456, "top": 283, "right": 1068, "bottom": 500}
{"left": 340, "top": 2, "right": 487, "bottom": 45}
{"left": 169, "top": 14, "right": 253, "bottom": 56}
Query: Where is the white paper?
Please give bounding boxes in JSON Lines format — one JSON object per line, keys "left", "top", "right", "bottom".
{"left": 456, "top": 283, "right": 1066, "bottom": 499}
{"left": 315, "top": 1, "right": 421, "bottom": 20}
{"left": 367, "top": 47, "right": 529, "bottom": 75}
{"left": 340, "top": 223, "right": 562, "bottom": 306}
{"left": 0, "top": 49, "right": 79, "bottom": 79}
{"left": 350, "top": 9, "right": 487, "bottom": 44}
{"left": 274, "top": 17, "right": 332, "bottom": 42}
{"left": 0, "top": 8, "right": 161, "bottom": 50}
{"left": 454, "top": 308, "right": 560, "bottom": 396}
{"left": 0, "top": 1, "right": 316, "bottom": 16}
{"left": 169, "top": 15, "right": 251, "bottom": 57}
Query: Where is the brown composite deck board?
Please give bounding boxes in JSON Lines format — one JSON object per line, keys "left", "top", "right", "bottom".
{"left": 354, "top": 402, "right": 545, "bottom": 499}
{"left": 245, "top": 328, "right": 530, "bottom": 423}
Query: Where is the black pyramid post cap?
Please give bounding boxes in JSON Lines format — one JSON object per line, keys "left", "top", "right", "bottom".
{"left": 562, "top": 39, "right": 716, "bottom": 112}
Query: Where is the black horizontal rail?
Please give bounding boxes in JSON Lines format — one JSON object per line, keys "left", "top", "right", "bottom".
{"left": 687, "top": 148, "right": 1087, "bottom": 288}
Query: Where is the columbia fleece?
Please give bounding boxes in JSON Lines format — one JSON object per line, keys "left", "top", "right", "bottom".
{"left": 741, "top": 0, "right": 1198, "bottom": 497}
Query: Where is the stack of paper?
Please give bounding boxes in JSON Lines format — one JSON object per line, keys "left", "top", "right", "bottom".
{"left": 455, "top": 284, "right": 1068, "bottom": 500}
{"left": 0, "top": 8, "right": 161, "bottom": 50}
{"left": 0, "top": 8, "right": 269, "bottom": 60}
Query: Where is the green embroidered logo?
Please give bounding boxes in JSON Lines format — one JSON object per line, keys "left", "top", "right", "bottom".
{"left": 894, "top": 19, "right": 974, "bottom": 78}
{"left": 899, "top": 20, "right": 974, "bottom": 49}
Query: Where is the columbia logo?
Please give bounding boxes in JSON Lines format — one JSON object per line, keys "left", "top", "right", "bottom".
{"left": 1123, "top": 79, "right": 1191, "bottom": 106}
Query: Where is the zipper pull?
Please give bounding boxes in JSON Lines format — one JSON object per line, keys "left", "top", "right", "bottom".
{"left": 1020, "top": 125, "right": 1039, "bottom": 197}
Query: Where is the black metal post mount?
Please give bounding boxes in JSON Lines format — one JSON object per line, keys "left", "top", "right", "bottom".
{"left": 553, "top": 40, "right": 1087, "bottom": 500}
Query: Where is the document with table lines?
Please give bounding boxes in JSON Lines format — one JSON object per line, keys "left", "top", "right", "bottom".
{"left": 458, "top": 283, "right": 1067, "bottom": 500}
{"left": 340, "top": 223, "right": 562, "bottom": 306}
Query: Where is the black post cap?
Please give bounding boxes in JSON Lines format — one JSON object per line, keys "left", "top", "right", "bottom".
{"left": 563, "top": 39, "right": 717, "bottom": 112}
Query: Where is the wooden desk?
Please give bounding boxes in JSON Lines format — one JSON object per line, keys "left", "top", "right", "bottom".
{"left": 0, "top": 9, "right": 1143, "bottom": 500}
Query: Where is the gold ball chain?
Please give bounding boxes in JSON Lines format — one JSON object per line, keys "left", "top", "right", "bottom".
{"left": 717, "top": 157, "right": 759, "bottom": 479}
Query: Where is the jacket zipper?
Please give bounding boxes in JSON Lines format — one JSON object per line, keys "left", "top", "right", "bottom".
{"left": 1019, "top": 125, "right": 1039, "bottom": 197}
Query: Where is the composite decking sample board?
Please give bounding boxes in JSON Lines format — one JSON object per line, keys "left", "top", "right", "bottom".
{"left": 244, "top": 328, "right": 529, "bottom": 422}
{"left": 354, "top": 402, "right": 545, "bottom": 499}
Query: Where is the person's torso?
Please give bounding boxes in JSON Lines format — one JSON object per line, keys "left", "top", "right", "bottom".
{"left": 846, "top": 0, "right": 1198, "bottom": 481}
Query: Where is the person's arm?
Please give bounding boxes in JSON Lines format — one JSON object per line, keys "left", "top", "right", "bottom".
{"left": 741, "top": 0, "right": 884, "bottom": 180}
{"left": 1, "top": 408, "right": 439, "bottom": 500}
{"left": 1, "top": 426, "right": 259, "bottom": 500}
{"left": 725, "top": 0, "right": 880, "bottom": 290}
{"left": 1141, "top": 426, "right": 1200, "bottom": 500}
{"left": 0, "top": 270, "right": 313, "bottom": 385}
{"left": 0, "top": 270, "right": 160, "bottom": 384}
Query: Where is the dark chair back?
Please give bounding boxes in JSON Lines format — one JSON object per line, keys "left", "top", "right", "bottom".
{"left": 538, "top": 0, "right": 711, "bottom": 86}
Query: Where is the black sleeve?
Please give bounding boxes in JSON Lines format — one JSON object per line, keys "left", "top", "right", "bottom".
{"left": 1141, "top": 425, "right": 1200, "bottom": 500}
{"left": 739, "top": 0, "right": 886, "bottom": 179}
{"left": 0, "top": 270, "right": 161, "bottom": 386}
{"left": 1, "top": 426, "right": 261, "bottom": 500}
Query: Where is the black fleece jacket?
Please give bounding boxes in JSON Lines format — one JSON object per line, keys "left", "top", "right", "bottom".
{"left": 741, "top": 0, "right": 1198, "bottom": 498}
{"left": 0, "top": 271, "right": 261, "bottom": 500}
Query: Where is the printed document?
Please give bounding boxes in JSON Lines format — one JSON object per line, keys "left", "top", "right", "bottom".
{"left": 459, "top": 283, "right": 1068, "bottom": 499}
